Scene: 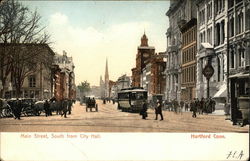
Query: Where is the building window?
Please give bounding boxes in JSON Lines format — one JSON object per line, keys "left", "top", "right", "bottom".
{"left": 230, "top": 50, "right": 235, "bottom": 68}
{"left": 247, "top": 8, "right": 250, "bottom": 31}
{"left": 229, "top": 17, "right": 234, "bottom": 37}
{"left": 239, "top": 49, "right": 245, "bottom": 67}
{"left": 236, "top": 0, "right": 243, "bottom": 4}
{"left": 217, "top": 57, "right": 221, "bottom": 82}
{"left": 29, "top": 75, "right": 36, "bottom": 88}
{"left": 207, "top": 2, "right": 212, "bottom": 20}
{"left": 228, "top": 0, "right": 234, "bottom": 8}
{"left": 237, "top": 12, "right": 244, "bottom": 34}
{"left": 215, "top": 23, "right": 220, "bottom": 46}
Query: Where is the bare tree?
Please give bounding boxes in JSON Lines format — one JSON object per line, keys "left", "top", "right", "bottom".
{"left": 0, "top": 0, "right": 52, "bottom": 98}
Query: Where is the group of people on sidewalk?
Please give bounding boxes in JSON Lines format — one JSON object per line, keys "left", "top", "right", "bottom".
{"left": 140, "top": 97, "right": 216, "bottom": 120}
{"left": 140, "top": 99, "right": 164, "bottom": 121}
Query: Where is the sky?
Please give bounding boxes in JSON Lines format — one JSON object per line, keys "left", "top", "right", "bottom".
{"left": 22, "top": 1, "right": 170, "bottom": 86}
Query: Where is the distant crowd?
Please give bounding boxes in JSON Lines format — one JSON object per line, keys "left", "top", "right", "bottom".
{"left": 139, "top": 97, "right": 216, "bottom": 120}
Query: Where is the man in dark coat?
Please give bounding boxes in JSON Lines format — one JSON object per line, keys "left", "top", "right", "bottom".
{"left": 180, "top": 100, "right": 184, "bottom": 111}
{"left": 61, "top": 100, "right": 68, "bottom": 118}
{"left": 44, "top": 100, "right": 50, "bottom": 117}
{"left": 155, "top": 99, "right": 164, "bottom": 120}
{"left": 68, "top": 99, "right": 73, "bottom": 115}
{"left": 140, "top": 102, "right": 148, "bottom": 119}
{"left": 15, "top": 98, "right": 22, "bottom": 120}
{"left": 190, "top": 99, "right": 197, "bottom": 118}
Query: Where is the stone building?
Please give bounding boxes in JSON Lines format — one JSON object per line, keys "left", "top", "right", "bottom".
{"left": 165, "top": 0, "right": 197, "bottom": 102}
{"left": 180, "top": 18, "right": 197, "bottom": 101}
{"left": 111, "top": 74, "right": 131, "bottom": 99}
{"left": 227, "top": 0, "right": 250, "bottom": 124}
{"left": 99, "top": 76, "right": 105, "bottom": 98}
{"left": 0, "top": 43, "right": 55, "bottom": 99}
{"left": 131, "top": 32, "right": 155, "bottom": 88}
{"left": 196, "top": 0, "right": 228, "bottom": 109}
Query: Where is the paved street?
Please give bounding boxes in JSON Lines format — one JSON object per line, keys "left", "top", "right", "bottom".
{"left": 0, "top": 100, "right": 248, "bottom": 132}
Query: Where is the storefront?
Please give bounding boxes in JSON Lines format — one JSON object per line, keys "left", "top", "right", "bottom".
{"left": 228, "top": 72, "right": 250, "bottom": 126}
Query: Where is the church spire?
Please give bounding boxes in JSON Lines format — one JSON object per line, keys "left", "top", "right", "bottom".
{"left": 105, "top": 58, "right": 109, "bottom": 83}
{"left": 140, "top": 31, "right": 148, "bottom": 47}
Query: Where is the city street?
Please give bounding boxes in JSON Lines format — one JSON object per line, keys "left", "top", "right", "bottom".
{"left": 0, "top": 100, "right": 248, "bottom": 132}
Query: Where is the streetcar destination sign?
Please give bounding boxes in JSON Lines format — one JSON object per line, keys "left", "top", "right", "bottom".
{"left": 202, "top": 64, "right": 214, "bottom": 79}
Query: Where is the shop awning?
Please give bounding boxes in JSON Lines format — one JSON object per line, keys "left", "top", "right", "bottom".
{"left": 228, "top": 72, "right": 250, "bottom": 78}
{"left": 213, "top": 84, "right": 227, "bottom": 98}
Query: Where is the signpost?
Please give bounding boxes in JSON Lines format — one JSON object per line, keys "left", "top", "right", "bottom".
{"left": 202, "top": 63, "right": 214, "bottom": 98}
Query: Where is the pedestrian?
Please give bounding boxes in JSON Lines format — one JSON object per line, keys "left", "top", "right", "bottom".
{"left": 9, "top": 100, "right": 17, "bottom": 119}
{"left": 190, "top": 99, "right": 197, "bottom": 118}
{"left": 140, "top": 102, "right": 148, "bottom": 119}
{"left": 180, "top": 100, "right": 184, "bottom": 112}
{"left": 173, "top": 99, "right": 178, "bottom": 114}
{"left": 155, "top": 99, "right": 164, "bottom": 121}
{"left": 15, "top": 98, "right": 22, "bottom": 120}
{"left": 61, "top": 99, "right": 68, "bottom": 118}
{"left": 195, "top": 98, "right": 201, "bottom": 114}
{"left": 44, "top": 100, "right": 50, "bottom": 117}
{"left": 185, "top": 101, "right": 189, "bottom": 111}
{"left": 211, "top": 97, "right": 216, "bottom": 112}
{"left": 68, "top": 99, "right": 72, "bottom": 115}
{"left": 200, "top": 97, "right": 205, "bottom": 114}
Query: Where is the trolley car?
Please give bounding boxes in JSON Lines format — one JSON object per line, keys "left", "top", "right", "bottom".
{"left": 117, "top": 87, "right": 147, "bottom": 112}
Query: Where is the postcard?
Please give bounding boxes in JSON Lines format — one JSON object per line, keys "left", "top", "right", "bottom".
{"left": 0, "top": 0, "right": 249, "bottom": 160}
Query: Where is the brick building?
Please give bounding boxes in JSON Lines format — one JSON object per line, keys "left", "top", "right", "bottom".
{"left": 150, "top": 53, "right": 166, "bottom": 96}
{"left": 131, "top": 32, "right": 155, "bottom": 88}
{"left": 180, "top": 18, "right": 197, "bottom": 101}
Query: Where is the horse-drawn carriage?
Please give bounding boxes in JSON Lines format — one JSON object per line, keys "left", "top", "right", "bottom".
{"left": 85, "top": 97, "right": 98, "bottom": 112}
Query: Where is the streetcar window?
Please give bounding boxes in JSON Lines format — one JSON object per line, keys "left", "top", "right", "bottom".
{"left": 130, "top": 92, "right": 147, "bottom": 100}
{"left": 118, "top": 93, "right": 129, "bottom": 99}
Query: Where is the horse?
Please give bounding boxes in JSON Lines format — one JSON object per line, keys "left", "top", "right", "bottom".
{"left": 49, "top": 100, "right": 69, "bottom": 118}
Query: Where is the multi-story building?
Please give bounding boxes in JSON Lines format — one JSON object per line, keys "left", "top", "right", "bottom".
{"left": 141, "top": 52, "right": 166, "bottom": 100}
{"left": 131, "top": 67, "right": 140, "bottom": 87}
{"left": 53, "top": 51, "right": 76, "bottom": 100}
{"left": 131, "top": 32, "right": 155, "bottom": 88}
{"left": 180, "top": 18, "right": 197, "bottom": 101}
{"left": 0, "top": 43, "right": 55, "bottom": 99}
{"left": 150, "top": 53, "right": 166, "bottom": 97}
{"left": 165, "top": 0, "right": 196, "bottom": 102}
{"left": 110, "top": 74, "right": 131, "bottom": 99}
{"left": 227, "top": 0, "right": 250, "bottom": 124}
{"left": 142, "top": 64, "right": 151, "bottom": 92}
{"left": 196, "top": 0, "right": 228, "bottom": 109}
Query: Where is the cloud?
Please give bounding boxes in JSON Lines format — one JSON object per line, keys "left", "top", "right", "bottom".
{"left": 50, "top": 12, "right": 68, "bottom": 25}
{"left": 48, "top": 12, "right": 166, "bottom": 86}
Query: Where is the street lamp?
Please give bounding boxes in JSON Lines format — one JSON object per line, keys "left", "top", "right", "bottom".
{"left": 202, "top": 56, "right": 214, "bottom": 98}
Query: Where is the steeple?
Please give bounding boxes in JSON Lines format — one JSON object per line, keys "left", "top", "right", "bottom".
{"left": 105, "top": 58, "right": 109, "bottom": 83}
{"left": 140, "top": 31, "right": 148, "bottom": 47}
